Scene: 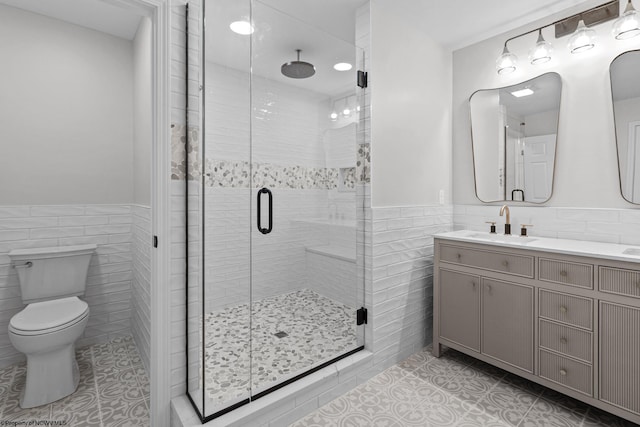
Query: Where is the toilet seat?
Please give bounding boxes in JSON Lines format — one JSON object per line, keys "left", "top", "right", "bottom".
{"left": 9, "top": 297, "right": 89, "bottom": 336}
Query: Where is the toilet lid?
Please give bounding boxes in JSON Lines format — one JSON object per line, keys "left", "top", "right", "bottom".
{"left": 10, "top": 297, "right": 89, "bottom": 333}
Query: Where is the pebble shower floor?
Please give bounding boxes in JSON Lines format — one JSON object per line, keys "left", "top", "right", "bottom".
{"left": 0, "top": 335, "right": 149, "bottom": 426}
{"left": 202, "top": 289, "right": 358, "bottom": 407}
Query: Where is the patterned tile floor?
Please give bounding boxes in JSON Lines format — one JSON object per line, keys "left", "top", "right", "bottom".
{"left": 204, "top": 289, "right": 358, "bottom": 407}
{"left": 292, "top": 345, "right": 638, "bottom": 427}
{"left": 0, "top": 335, "right": 149, "bottom": 426}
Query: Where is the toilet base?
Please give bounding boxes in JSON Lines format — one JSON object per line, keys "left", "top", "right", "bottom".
{"left": 20, "top": 344, "right": 79, "bottom": 408}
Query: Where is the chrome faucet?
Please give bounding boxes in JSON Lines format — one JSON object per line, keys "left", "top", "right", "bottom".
{"left": 499, "top": 205, "right": 511, "bottom": 235}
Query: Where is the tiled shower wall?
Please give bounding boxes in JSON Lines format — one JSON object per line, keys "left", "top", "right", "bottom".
{"left": 200, "top": 60, "right": 359, "bottom": 312}
{"left": 0, "top": 204, "right": 137, "bottom": 368}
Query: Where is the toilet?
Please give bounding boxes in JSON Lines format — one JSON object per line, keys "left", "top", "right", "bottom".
{"left": 8, "top": 244, "right": 96, "bottom": 408}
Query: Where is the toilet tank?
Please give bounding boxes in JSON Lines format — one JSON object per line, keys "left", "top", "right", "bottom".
{"left": 8, "top": 244, "right": 97, "bottom": 303}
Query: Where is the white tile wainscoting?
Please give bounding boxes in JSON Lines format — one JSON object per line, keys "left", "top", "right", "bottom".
{"left": 454, "top": 205, "right": 640, "bottom": 245}
{"left": 0, "top": 204, "right": 151, "bottom": 371}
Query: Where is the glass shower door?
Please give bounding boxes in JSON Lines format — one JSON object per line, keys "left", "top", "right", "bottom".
{"left": 249, "top": 1, "right": 364, "bottom": 396}
{"left": 189, "top": 0, "right": 365, "bottom": 421}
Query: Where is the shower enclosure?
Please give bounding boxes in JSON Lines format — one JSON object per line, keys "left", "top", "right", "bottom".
{"left": 186, "top": 0, "right": 366, "bottom": 421}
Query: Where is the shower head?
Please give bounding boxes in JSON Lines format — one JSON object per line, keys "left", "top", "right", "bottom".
{"left": 281, "top": 49, "right": 315, "bottom": 79}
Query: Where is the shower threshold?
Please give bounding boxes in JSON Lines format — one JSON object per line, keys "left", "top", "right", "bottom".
{"left": 201, "top": 289, "right": 359, "bottom": 412}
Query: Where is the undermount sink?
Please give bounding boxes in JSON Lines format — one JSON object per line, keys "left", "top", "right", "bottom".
{"left": 467, "top": 232, "right": 537, "bottom": 244}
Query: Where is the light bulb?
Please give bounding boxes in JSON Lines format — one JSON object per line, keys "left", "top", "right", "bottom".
{"left": 568, "top": 19, "right": 596, "bottom": 53}
{"left": 342, "top": 108, "right": 351, "bottom": 118}
{"left": 613, "top": 1, "right": 640, "bottom": 40}
{"left": 329, "top": 111, "right": 338, "bottom": 121}
{"left": 529, "top": 30, "right": 553, "bottom": 65}
{"left": 496, "top": 45, "right": 518, "bottom": 75}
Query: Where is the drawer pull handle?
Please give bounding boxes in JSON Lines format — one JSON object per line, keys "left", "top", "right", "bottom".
{"left": 559, "top": 270, "right": 568, "bottom": 277}
{"left": 560, "top": 337, "right": 568, "bottom": 345}
{"left": 470, "top": 282, "right": 476, "bottom": 289}
{"left": 559, "top": 369, "right": 567, "bottom": 376}
{"left": 457, "top": 253, "right": 462, "bottom": 260}
{"left": 560, "top": 305, "right": 568, "bottom": 314}
{"left": 501, "top": 260, "right": 509, "bottom": 267}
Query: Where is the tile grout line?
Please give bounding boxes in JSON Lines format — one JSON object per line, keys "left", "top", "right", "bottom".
{"left": 516, "top": 394, "right": 543, "bottom": 427}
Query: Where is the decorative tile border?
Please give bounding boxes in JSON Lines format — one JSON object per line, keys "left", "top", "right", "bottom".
{"left": 171, "top": 124, "right": 201, "bottom": 181}
{"left": 170, "top": 124, "right": 366, "bottom": 188}
{"left": 357, "top": 144, "right": 371, "bottom": 183}
{"left": 200, "top": 160, "right": 354, "bottom": 190}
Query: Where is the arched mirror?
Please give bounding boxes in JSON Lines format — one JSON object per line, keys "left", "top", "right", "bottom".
{"left": 470, "top": 72, "right": 562, "bottom": 203}
{"left": 610, "top": 50, "right": 640, "bottom": 204}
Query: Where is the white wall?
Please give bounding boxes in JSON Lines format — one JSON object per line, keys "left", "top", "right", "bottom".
{"left": 453, "top": 2, "right": 640, "bottom": 207}
{"left": 370, "top": 0, "right": 452, "bottom": 208}
{"left": 0, "top": 4, "right": 134, "bottom": 205}
{"left": 133, "top": 17, "right": 153, "bottom": 206}
{"left": 131, "top": 16, "right": 152, "bottom": 375}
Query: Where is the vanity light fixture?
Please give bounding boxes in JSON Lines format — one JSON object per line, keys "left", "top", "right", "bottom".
{"left": 495, "top": 0, "right": 621, "bottom": 75}
{"left": 568, "top": 19, "right": 597, "bottom": 53}
{"left": 328, "top": 94, "right": 357, "bottom": 122}
{"left": 230, "top": 20, "right": 254, "bottom": 35}
{"left": 528, "top": 30, "right": 553, "bottom": 64}
{"left": 612, "top": 0, "right": 640, "bottom": 39}
{"left": 496, "top": 44, "right": 518, "bottom": 75}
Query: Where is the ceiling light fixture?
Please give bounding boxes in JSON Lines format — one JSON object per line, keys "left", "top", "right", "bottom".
{"left": 568, "top": 19, "right": 597, "bottom": 53}
{"left": 511, "top": 88, "right": 535, "bottom": 97}
{"left": 333, "top": 63, "right": 353, "bottom": 71}
{"left": 612, "top": 0, "right": 640, "bottom": 39}
{"left": 528, "top": 30, "right": 553, "bottom": 64}
{"left": 229, "top": 20, "right": 254, "bottom": 35}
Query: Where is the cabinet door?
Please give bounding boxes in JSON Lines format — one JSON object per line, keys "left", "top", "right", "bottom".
{"left": 439, "top": 269, "right": 480, "bottom": 352}
{"left": 482, "top": 278, "right": 534, "bottom": 372}
{"left": 600, "top": 302, "right": 640, "bottom": 415}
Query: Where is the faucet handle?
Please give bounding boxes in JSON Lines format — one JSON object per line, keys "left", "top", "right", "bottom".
{"left": 520, "top": 224, "right": 533, "bottom": 237}
{"left": 485, "top": 221, "right": 496, "bottom": 234}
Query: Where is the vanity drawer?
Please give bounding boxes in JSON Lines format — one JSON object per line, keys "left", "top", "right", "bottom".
{"left": 539, "top": 349, "right": 592, "bottom": 396}
{"left": 539, "top": 290, "right": 593, "bottom": 330}
{"left": 599, "top": 266, "right": 640, "bottom": 299}
{"left": 439, "top": 244, "right": 534, "bottom": 278}
{"left": 539, "top": 319, "right": 592, "bottom": 363}
{"left": 539, "top": 258, "right": 593, "bottom": 289}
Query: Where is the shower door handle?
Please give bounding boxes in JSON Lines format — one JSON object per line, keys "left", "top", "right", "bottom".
{"left": 257, "top": 188, "right": 273, "bottom": 234}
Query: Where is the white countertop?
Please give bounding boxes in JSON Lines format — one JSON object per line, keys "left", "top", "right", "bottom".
{"left": 435, "top": 230, "right": 640, "bottom": 264}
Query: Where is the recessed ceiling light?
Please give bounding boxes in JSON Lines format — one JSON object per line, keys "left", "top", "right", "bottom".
{"left": 511, "top": 88, "right": 534, "bottom": 97}
{"left": 230, "top": 21, "right": 254, "bottom": 35}
{"left": 333, "top": 62, "right": 352, "bottom": 71}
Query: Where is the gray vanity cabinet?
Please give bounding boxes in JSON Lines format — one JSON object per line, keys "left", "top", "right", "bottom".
{"left": 599, "top": 301, "right": 640, "bottom": 415}
{"left": 433, "top": 235, "right": 640, "bottom": 425}
{"left": 438, "top": 269, "right": 480, "bottom": 352}
{"left": 481, "top": 278, "right": 533, "bottom": 372}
